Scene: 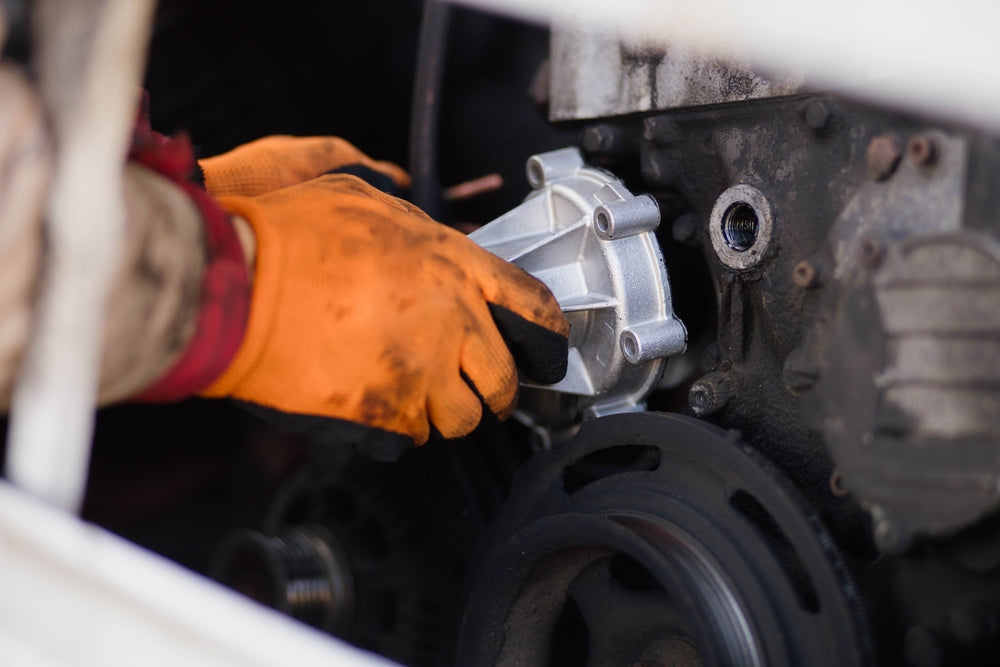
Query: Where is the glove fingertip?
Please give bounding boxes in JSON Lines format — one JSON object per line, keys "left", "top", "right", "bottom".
{"left": 488, "top": 303, "right": 569, "bottom": 385}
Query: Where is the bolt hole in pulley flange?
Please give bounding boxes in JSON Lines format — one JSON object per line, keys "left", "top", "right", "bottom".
{"left": 459, "top": 413, "right": 873, "bottom": 666}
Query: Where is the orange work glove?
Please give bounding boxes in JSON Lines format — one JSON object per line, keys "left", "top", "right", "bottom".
{"left": 200, "top": 174, "right": 569, "bottom": 445}
{"left": 198, "top": 135, "right": 410, "bottom": 197}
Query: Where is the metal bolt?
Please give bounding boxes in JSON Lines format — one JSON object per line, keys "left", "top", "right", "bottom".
{"left": 907, "top": 134, "right": 939, "bottom": 166}
{"left": 866, "top": 134, "right": 903, "bottom": 181}
{"left": 688, "top": 372, "right": 734, "bottom": 417}
{"left": 582, "top": 124, "right": 615, "bottom": 154}
{"left": 671, "top": 212, "right": 698, "bottom": 244}
{"left": 643, "top": 116, "right": 681, "bottom": 146}
{"left": 804, "top": 99, "right": 833, "bottom": 133}
{"left": 792, "top": 260, "right": 819, "bottom": 288}
{"left": 859, "top": 235, "right": 883, "bottom": 268}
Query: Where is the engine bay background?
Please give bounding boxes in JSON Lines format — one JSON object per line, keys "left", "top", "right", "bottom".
{"left": 3, "top": 1, "right": 1000, "bottom": 665}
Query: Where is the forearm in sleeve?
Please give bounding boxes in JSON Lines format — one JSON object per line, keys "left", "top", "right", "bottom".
{"left": 0, "top": 163, "right": 250, "bottom": 410}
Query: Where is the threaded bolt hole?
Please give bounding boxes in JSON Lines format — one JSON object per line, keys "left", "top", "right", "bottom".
{"left": 596, "top": 210, "right": 611, "bottom": 234}
{"left": 622, "top": 333, "right": 637, "bottom": 358}
{"left": 528, "top": 160, "right": 544, "bottom": 187}
{"left": 721, "top": 202, "right": 759, "bottom": 251}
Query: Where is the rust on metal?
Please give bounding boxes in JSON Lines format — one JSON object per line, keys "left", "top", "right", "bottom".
{"left": 907, "top": 134, "right": 939, "bottom": 166}
{"left": 866, "top": 134, "right": 902, "bottom": 180}
{"left": 792, "top": 260, "right": 818, "bottom": 288}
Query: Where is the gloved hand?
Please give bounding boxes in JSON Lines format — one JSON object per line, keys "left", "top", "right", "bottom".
{"left": 198, "top": 135, "right": 410, "bottom": 198}
{"left": 200, "top": 174, "right": 569, "bottom": 445}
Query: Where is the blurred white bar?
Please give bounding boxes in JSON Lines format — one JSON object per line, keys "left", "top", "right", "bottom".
{"left": 6, "top": 0, "right": 155, "bottom": 512}
{"left": 0, "top": 480, "right": 396, "bottom": 667}
{"left": 454, "top": 0, "right": 1000, "bottom": 131}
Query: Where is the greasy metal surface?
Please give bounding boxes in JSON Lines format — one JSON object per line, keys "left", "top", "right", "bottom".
{"left": 816, "top": 233, "right": 1000, "bottom": 550}
{"left": 603, "top": 94, "right": 1000, "bottom": 662}
{"left": 458, "top": 0, "right": 1000, "bottom": 132}
{"left": 632, "top": 96, "right": 870, "bottom": 520}
{"left": 470, "top": 147, "right": 687, "bottom": 418}
{"left": 548, "top": 22, "right": 803, "bottom": 121}
{"left": 627, "top": 96, "right": 1000, "bottom": 550}
{"left": 790, "top": 127, "right": 1000, "bottom": 550}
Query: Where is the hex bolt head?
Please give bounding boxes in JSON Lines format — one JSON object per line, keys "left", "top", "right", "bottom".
{"left": 866, "top": 134, "right": 903, "bottom": 181}
{"left": 688, "top": 372, "right": 734, "bottom": 417}
{"left": 582, "top": 124, "right": 613, "bottom": 154}
{"left": 792, "top": 260, "right": 819, "bottom": 288}
{"left": 804, "top": 100, "right": 833, "bottom": 133}
{"left": 907, "top": 134, "right": 939, "bottom": 166}
{"left": 642, "top": 116, "right": 681, "bottom": 146}
{"left": 688, "top": 385, "right": 714, "bottom": 417}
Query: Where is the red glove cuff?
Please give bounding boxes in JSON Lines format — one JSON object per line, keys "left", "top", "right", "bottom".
{"left": 128, "top": 93, "right": 251, "bottom": 401}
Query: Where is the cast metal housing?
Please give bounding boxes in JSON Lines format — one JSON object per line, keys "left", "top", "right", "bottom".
{"left": 470, "top": 147, "right": 687, "bottom": 417}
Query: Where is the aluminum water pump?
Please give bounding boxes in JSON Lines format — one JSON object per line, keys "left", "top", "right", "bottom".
{"left": 469, "top": 147, "right": 686, "bottom": 419}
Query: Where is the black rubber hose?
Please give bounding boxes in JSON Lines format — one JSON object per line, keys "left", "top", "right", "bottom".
{"left": 408, "top": 0, "right": 451, "bottom": 222}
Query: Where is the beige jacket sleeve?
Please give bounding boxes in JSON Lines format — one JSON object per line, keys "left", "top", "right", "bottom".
{"left": 0, "top": 67, "right": 46, "bottom": 410}
{"left": 0, "top": 67, "right": 231, "bottom": 409}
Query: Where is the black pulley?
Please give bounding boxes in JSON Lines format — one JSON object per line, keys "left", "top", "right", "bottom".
{"left": 459, "top": 412, "right": 873, "bottom": 666}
